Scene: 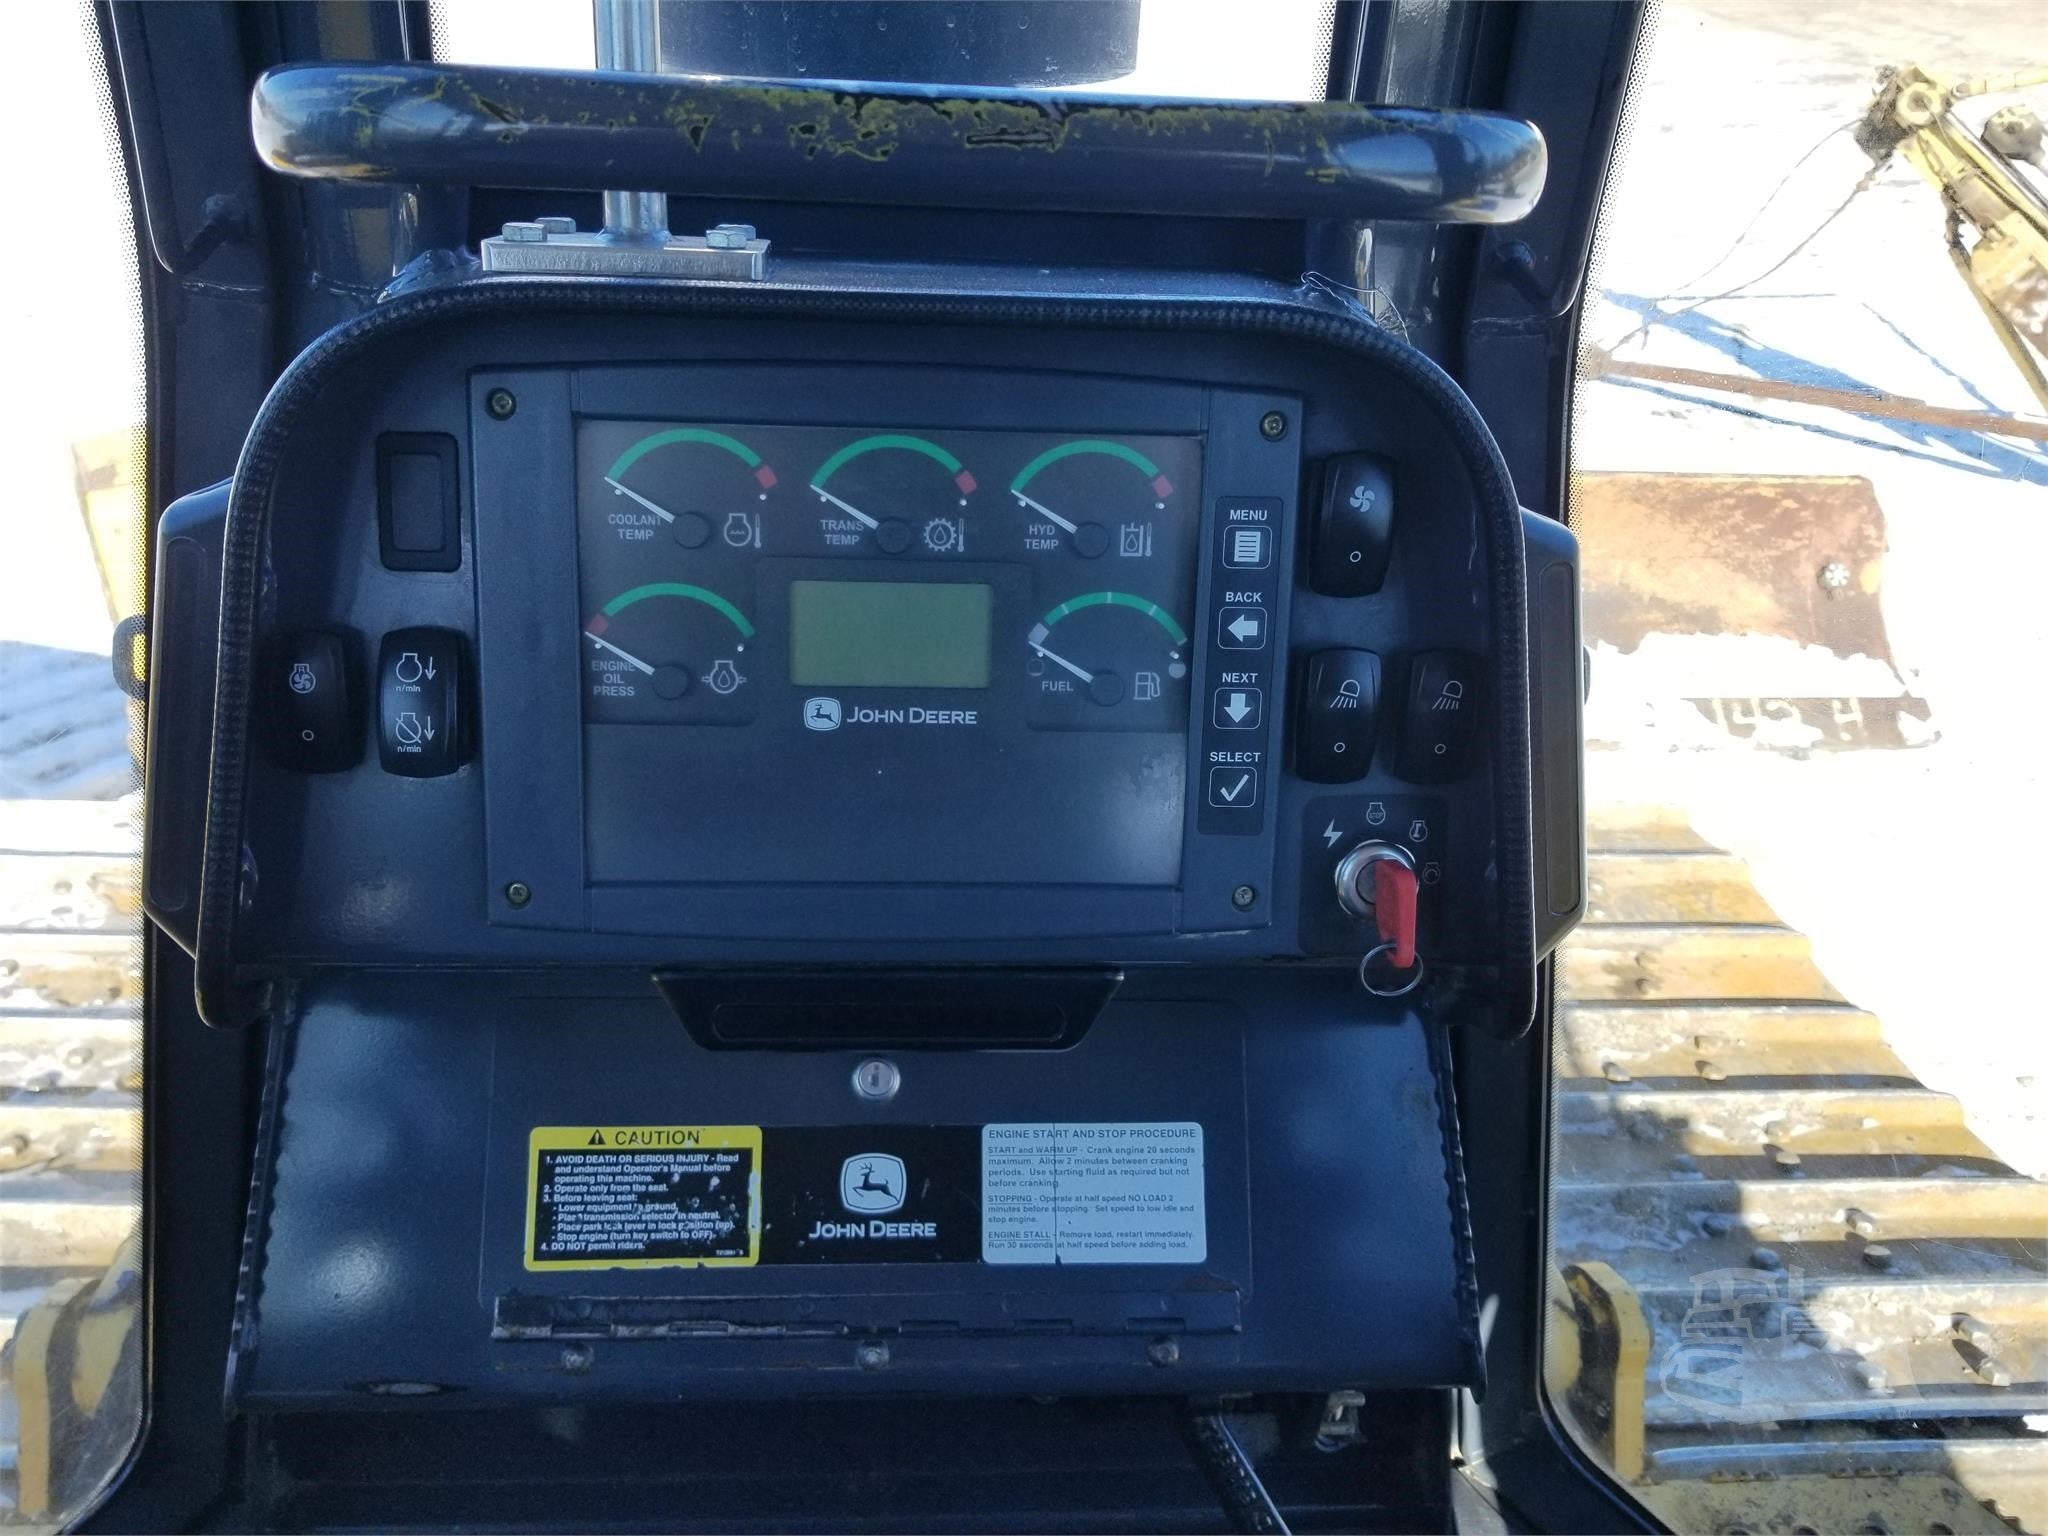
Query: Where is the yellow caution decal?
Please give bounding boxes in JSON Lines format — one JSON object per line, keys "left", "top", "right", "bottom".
{"left": 524, "top": 1125, "right": 762, "bottom": 1271}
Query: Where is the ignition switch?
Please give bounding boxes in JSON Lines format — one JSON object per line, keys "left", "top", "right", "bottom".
{"left": 1333, "top": 840, "right": 1420, "bottom": 967}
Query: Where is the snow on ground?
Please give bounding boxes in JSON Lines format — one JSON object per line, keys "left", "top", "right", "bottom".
{"left": 1580, "top": 0, "right": 2048, "bottom": 1176}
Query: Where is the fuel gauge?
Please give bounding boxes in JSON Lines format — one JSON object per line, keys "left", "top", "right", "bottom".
{"left": 1026, "top": 590, "right": 1189, "bottom": 731}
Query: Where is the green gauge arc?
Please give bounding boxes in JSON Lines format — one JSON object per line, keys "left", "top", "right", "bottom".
{"left": 1038, "top": 591, "right": 1188, "bottom": 646}
{"left": 599, "top": 582, "right": 756, "bottom": 638}
{"left": 1009, "top": 440, "right": 1166, "bottom": 494}
{"left": 812, "top": 434, "right": 968, "bottom": 487}
{"left": 606, "top": 428, "right": 764, "bottom": 480}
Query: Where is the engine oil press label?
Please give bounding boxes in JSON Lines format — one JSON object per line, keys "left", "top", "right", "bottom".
{"left": 523, "top": 1122, "right": 1204, "bottom": 1271}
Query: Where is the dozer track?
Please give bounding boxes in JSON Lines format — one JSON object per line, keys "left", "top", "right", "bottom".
{"left": 0, "top": 800, "right": 141, "bottom": 1522}
{"left": 1553, "top": 804, "right": 2048, "bottom": 1535}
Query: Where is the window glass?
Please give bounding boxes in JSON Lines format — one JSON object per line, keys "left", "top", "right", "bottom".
{"left": 0, "top": 4, "right": 147, "bottom": 1528}
{"left": 430, "top": 0, "right": 1337, "bottom": 102}
{"left": 1553, "top": 2, "right": 2048, "bottom": 1531}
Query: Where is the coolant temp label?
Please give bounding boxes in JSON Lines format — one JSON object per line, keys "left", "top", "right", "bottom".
{"left": 981, "top": 1123, "right": 1207, "bottom": 1265}
{"left": 525, "top": 1126, "right": 762, "bottom": 1270}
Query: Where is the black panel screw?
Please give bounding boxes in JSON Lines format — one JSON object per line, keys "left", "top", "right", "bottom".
{"left": 1146, "top": 1338, "right": 1180, "bottom": 1367}
{"left": 1258, "top": 411, "right": 1288, "bottom": 441}
{"left": 486, "top": 388, "right": 517, "bottom": 420}
{"left": 1232, "top": 885, "right": 1258, "bottom": 911}
{"left": 505, "top": 881, "right": 532, "bottom": 908}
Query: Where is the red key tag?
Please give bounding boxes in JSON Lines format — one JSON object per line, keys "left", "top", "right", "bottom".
{"left": 1373, "top": 858, "right": 1420, "bottom": 970}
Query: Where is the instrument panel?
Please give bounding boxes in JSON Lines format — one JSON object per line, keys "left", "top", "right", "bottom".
{"left": 575, "top": 422, "right": 1202, "bottom": 734}
{"left": 148, "top": 312, "right": 1556, "bottom": 974}
{"left": 574, "top": 420, "right": 1206, "bottom": 888}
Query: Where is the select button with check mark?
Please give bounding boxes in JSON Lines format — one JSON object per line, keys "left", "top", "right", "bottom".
{"left": 1206, "top": 765, "right": 1260, "bottom": 809}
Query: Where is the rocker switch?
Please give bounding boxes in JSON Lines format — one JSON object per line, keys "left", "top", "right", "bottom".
{"left": 269, "top": 630, "right": 358, "bottom": 772}
{"left": 1296, "top": 648, "right": 1380, "bottom": 782}
{"left": 1312, "top": 454, "right": 1395, "bottom": 596}
{"left": 377, "top": 628, "right": 466, "bottom": 777}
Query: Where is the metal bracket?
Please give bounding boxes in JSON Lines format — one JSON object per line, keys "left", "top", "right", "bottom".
{"left": 474, "top": 4, "right": 769, "bottom": 281}
{"left": 479, "top": 217, "right": 770, "bottom": 280}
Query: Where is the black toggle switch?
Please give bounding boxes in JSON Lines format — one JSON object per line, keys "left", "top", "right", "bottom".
{"left": 1396, "top": 650, "right": 1482, "bottom": 782}
{"left": 1311, "top": 454, "right": 1395, "bottom": 596}
{"left": 377, "top": 628, "right": 467, "bottom": 777}
{"left": 269, "top": 630, "right": 359, "bottom": 772}
{"left": 1296, "top": 648, "right": 1380, "bottom": 783}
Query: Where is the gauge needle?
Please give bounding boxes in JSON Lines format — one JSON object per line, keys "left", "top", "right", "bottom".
{"left": 605, "top": 477, "right": 675, "bottom": 523}
{"left": 810, "top": 485, "right": 880, "bottom": 529}
{"left": 585, "top": 631, "right": 655, "bottom": 675}
{"left": 1014, "top": 492, "right": 1078, "bottom": 534}
{"left": 1031, "top": 642, "right": 1095, "bottom": 685}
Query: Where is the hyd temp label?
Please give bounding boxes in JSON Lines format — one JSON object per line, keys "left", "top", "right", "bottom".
{"left": 523, "top": 1122, "right": 1205, "bottom": 1271}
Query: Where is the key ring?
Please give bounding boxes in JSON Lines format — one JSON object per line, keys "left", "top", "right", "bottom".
{"left": 1359, "top": 941, "right": 1425, "bottom": 999}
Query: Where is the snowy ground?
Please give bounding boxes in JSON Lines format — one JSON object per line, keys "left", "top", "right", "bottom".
{"left": 1579, "top": 0, "right": 2048, "bottom": 1176}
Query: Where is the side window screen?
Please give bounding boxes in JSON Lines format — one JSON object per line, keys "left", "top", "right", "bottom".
{"left": 1551, "top": 6, "right": 2048, "bottom": 1533}
{"left": 0, "top": 5, "right": 147, "bottom": 1526}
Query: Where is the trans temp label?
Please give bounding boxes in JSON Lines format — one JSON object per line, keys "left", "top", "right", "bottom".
{"left": 524, "top": 1122, "right": 1204, "bottom": 1271}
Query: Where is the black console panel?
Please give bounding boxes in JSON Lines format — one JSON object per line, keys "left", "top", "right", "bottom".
{"left": 167, "top": 311, "right": 1530, "bottom": 977}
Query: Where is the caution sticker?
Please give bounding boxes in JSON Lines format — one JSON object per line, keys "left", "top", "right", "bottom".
{"left": 525, "top": 1125, "right": 761, "bottom": 1271}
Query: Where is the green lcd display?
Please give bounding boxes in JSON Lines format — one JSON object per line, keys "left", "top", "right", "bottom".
{"left": 789, "top": 580, "right": 994, "bottom": 689}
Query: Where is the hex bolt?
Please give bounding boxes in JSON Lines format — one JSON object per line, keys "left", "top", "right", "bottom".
{"left": 536, "top": 215, "right": 577, "bottom": 234}
{"left": 1953, "top": 1313, "right": 1995, "bottom": 1351}
{"left": 486, "top": 389, "right": 518, "bottom": 420}
{"left": 856, "top": 1341, "right": 890, "bottom": 1371}
{"left": 1702, "top": 1213, "right": 1737, "bottom": 1237}
{"left": 1602, "top": 1061, "right": 1632, "bottom": 1084}
{"left": 1696, "top": 1059, "right": 1727, "bottom": 1082}
{"left": 1258, "top": 411, "right": 1288, "bottom": 441}
{"left": 504, "top": 881, "right": 532, "bottom": 908}
{"left": 1857, "top": 1361, "right": 1889, "bottom": 1393}
{"left": 500, "top": 221, "right": 546, "bottom": 243}
{"left": 1146, "top": 1337, "right": 1181, "bottom": 1368}
{"left": 705, "top": 222, "right": 758, "bottom": 248}
{"left": 1768, "top": 1144, "right": 1802, "bottom": 1173}
{"left": 1861, "top": 1242, "right": 1893, "bottom": 1271}
{"left": 1818, "top": 560, "right": 1853, "bottom": 593}
{"left": 1231, "top": 884, "right": 1257, "bottom": 911}
{"left": 1750, "top": 1245, "right": 1783, "bottom": 1271}
{"left": 1845, "top": 1207, "right": 1877, "bottom": 1237}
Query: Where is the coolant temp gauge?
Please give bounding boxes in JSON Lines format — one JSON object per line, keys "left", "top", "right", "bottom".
{"left": 1026, "top": 591, "right": 1189, "bottom": 731}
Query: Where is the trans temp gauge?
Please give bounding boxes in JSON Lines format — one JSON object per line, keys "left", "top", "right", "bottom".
{"left": 575, "top": 420, "right": 1201, "bottom": 736}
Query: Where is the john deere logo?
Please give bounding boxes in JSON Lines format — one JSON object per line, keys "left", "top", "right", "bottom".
{"left": 839, "top": 1154, "right": 904, "bottom": 1215}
